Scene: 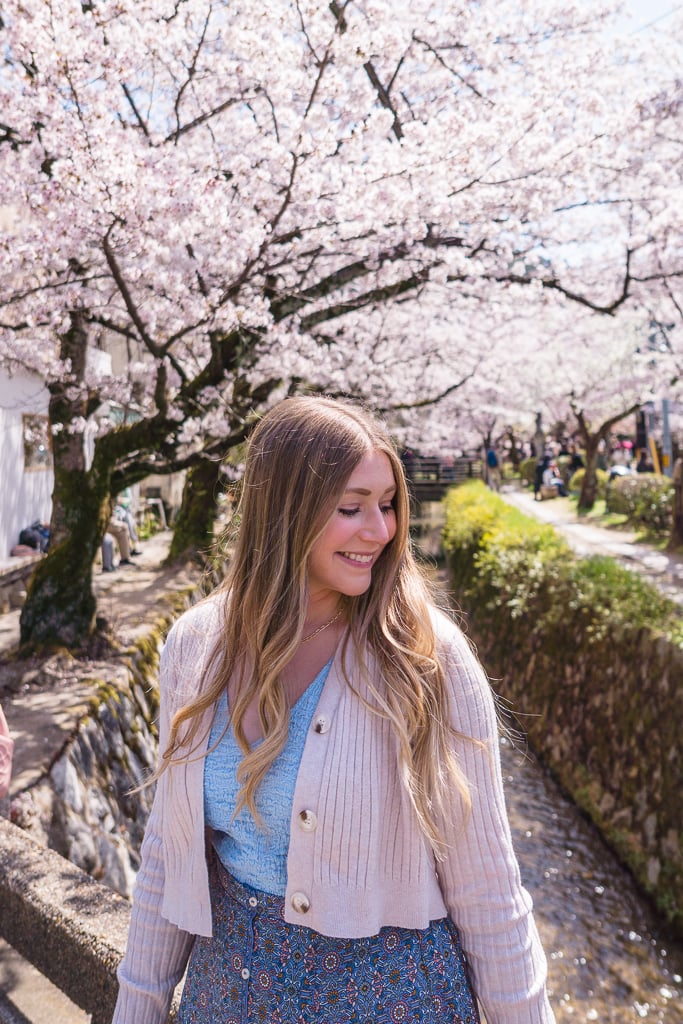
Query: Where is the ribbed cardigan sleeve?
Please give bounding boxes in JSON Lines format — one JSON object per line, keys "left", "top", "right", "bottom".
{"left": 434, "top": 616, "right": 555, "bottom": 1024}
{"left": 112, "top": 627, "right": 195, "bottom": 1024}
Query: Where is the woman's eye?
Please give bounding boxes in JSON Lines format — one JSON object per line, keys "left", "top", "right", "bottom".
{"left": 381, "top": 504, "right": 395, "bottom": 516}
{"left": 338, "top": 507, "right": 360, "bottom": 517}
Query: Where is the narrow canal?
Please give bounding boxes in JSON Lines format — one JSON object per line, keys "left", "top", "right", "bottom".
{"left": 420, "top": 511, "right": 682, "bottom": 1022}
{"left": 501, "top": 734, "right": 683, "bottom": 1022}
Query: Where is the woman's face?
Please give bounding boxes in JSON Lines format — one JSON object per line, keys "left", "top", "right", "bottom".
{"left": 307, "top": 449, "right": 397, "bottom": 605}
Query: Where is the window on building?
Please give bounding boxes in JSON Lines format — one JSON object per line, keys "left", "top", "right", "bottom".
{"left": 23, "top": 414, "right": 52, "bottom": 470}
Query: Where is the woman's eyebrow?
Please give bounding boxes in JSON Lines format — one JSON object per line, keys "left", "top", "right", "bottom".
{"left": 343, "top": 485, "right": 396, "bottom": 497}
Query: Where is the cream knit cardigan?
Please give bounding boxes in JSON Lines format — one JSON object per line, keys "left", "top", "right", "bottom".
{"left": 113, "top": 597, "right": 555, "bottom": 1024}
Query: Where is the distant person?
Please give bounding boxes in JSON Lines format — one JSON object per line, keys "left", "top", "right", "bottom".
{"left": 108, "top": 519, "right": 134, "bottom": 563}
{"left": 113, "top": 395, "right": 554, "bottom": 1024}
{"left": 0, "top": 706, "right": 14, "bottom": 800}
{"left": 102, "top": 508, "right": 137, "bottom": 570}
{"left": 114, "top": 498, "right": 142, "bottom": 556}
{"left": 636, "top": 451, "right": 654, "bottom": 474}
{"left": 568, "top": 444, "right": 584, "bottom": 475}
{"left": 18, "top": 521, "right": 50, "bottom": 553}
{"left": 543, "top": 459, "right": 568, "bottom": 497}
{"left": 533, "top": 455, "right": 547, "bottom": 499}
{"left": 486, "top": 446, "right": 501, "bottom": 490}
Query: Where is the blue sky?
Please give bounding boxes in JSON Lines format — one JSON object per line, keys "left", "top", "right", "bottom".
{"left": 622, "top": 1, "right": 682, "bottom": 32}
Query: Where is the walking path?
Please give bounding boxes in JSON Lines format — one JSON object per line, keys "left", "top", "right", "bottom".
{"left": 0, "top": 531, "right": 196, "bottom": 795}
{"left": 501, "top": 486, "right": 683, "bottom": 605}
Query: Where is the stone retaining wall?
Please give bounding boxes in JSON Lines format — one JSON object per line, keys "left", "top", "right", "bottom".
{"left": 0, "top": 591, "right": 193, "bottom": 1020}
{"left": 9, "top": 601, "right": 188, "bottom": 899}
{"left": 446, "top": 552, "right": 683, "bottom": 935}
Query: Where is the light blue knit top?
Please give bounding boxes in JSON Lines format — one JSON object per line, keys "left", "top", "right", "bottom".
{"left": 204, "top": 659, "right": 332, "bottom": 896}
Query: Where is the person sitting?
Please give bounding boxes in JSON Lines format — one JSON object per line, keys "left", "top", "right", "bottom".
{"left": 18, "top": 521, "right": 50, "bottom": 553}
{"left": 113, "top": 499, "right": 142, "bottom": 556}
{"left": 542, "top": 459, "right": 568, "bottom": 497}
{"left": 101, "top": 533, "right": 116, "bottom": 573}
{"left": 103, "top": 515, "right": 136, "bottom": 568}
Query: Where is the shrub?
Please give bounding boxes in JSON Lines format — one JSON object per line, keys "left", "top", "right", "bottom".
{"left": 518, "top": 457, "right": 537, "bottom": 486}
{"left": 568, "top": 466, "right": 609, "bottom": 499}
{"left": 606, "top": 474, "right": 673, "bottom": 535}
{"left": 440, "top": 480, "right": 683, "bottom": 936}
{"left": 441, "top": 478, "right": 680, "bottom": 644}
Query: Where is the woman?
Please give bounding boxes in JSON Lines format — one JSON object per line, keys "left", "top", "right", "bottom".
{"left": 542, "top": 459, "right": 568, "bottom": 498}
{"left": 113, "top": 396, "right": 555, "bottom": 1024}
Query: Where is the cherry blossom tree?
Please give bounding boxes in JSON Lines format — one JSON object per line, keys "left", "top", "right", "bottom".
{"left": 1, "top": 0, "right": 682, "bottom": 647}
{"left": 503, "top": 301, "right": 683, "bottom": 509}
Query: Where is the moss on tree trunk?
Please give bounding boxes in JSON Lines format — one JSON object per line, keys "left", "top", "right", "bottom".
{"left": 167, "top": 459, "right": 223, "bottom": 565}
{"left": 20, "top": 518, "right": 103, "bottom": 650}
{"left": 19, "top": 313, "right": 113, "bottom": 651}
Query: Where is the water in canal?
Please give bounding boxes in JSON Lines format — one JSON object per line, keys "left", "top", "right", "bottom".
{"left": 502, "top": 734, "right": 683, "bottom": 1022}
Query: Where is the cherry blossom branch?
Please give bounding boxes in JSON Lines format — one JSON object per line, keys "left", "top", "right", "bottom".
{"left": 102, "top": 223, "right": 164, "bottom": 357}
{"left": 121, "top": 83, "right": 151, "bottom": 140}
{"left": 299, "top": 267, "right": 431, "bottom": 329}
{"left": 329, "top": 0, "right": 404, "bottom": 140}
{"left": 377, "top": 370, "right": 477, "bottom": 413}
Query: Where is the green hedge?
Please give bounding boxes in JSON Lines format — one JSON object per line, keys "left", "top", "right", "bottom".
{"left": 567, "top": 466, "right": 609, "bottom": 499}
{"left": 518, "top": 457, "right": 537, "bottom": 485}
{"left": 441, "top": 480, "right": 683, "bottom": 933}
{"left": 442, "top": 481, "right": 678, "bottom": 644}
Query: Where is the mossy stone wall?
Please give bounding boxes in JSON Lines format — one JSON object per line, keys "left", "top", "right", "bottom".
{"left": 445, "top": 543, "right": 683, "bottom": 935}
{"left": 11, "top": 602, "right": 189, "bottom": 899}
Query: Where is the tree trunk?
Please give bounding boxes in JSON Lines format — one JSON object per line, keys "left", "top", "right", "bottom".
{"left": 166, "top": 459, "right": 223, "bottom": 564}
{"left": 572, "top": 403, "right": 641, "bottom": 515}
{"left": 19, "top": 475, "right": 111, "bottom": 650}
{"left": 577, "top": 437, "right": 601, "bottom": 512}
{"left": 20, "top": 314, "right": 113, "bottom": 651}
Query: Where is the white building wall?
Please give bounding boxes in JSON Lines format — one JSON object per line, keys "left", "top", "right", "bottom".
{"left": 0, "top": 369, "right": 54, "bottom": 559}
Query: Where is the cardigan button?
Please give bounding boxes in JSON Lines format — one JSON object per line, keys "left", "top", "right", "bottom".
{"left": 298, "top": 809, "right": 318, "bottom": 832}
{"left": 313, "top": 714, "right": 331, "bottom": 734}
{"left": 291, "top": 891, "right": 311, "bottom": 914}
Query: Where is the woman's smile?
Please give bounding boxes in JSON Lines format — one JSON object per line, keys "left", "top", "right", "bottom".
{"left": 307, "top": 449, "right": 397, "bottom": 607}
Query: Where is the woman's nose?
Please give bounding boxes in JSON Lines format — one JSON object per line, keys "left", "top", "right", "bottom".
{"left": 360, "top": 508, "right": 391, "bottom": 543}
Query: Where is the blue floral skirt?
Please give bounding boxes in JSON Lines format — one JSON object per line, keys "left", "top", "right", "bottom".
{"left": 178, "top": 856, "right": 480, "bottom": 1024}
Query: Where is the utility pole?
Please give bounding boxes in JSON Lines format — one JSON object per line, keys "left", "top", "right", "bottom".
{"left": 662, "top": 398, "right": 673, "bottom": 477}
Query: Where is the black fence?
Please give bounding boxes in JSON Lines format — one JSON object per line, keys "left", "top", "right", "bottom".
{"left": 403, "top": 455, "right": 483, "bottom": 506}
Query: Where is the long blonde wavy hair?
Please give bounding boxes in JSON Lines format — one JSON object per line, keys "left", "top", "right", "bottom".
{"left": 162, "top": 395, "right": 471, "bottom": 857}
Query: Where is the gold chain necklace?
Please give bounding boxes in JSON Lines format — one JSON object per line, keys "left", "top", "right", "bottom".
{"left": 301, "top": 608, "right": 342, "bottom": 644}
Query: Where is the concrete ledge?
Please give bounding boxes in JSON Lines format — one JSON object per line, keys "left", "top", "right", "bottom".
{"left": 0, "top": 816, "right": 129, "bottom": 1024}
{"left": 0, "top": 555, "right": 43, "bottom": 613}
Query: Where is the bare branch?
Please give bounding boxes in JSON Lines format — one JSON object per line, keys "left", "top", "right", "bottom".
{"left": 329, "top": 0, "right": 404, "bottom": 140}
{"left": 377, "top": 369, "right": 476, "bottom": 413}
{"left": 172, "top": 8, "right": 211, "bottom": 143}
{"left": 121, "top": 83, "right": 152, "bottom": 140}
{"left": 102, "top": 222, "right": 164, "bottom": 356}
{"left": 299, "top": 266, "right": 431, "bottom": 330}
